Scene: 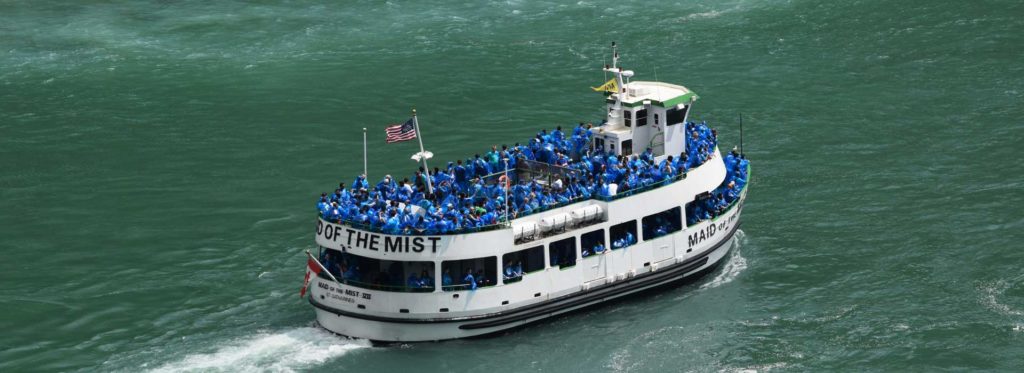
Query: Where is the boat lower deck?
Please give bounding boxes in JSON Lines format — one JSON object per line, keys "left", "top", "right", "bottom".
{"left": 310, "top": 216, "right": 741, "bottom": 342}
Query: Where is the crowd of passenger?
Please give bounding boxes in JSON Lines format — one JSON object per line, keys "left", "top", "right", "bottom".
{"left": 685, "top": 148, "right": 750, "bottom": 226}
{"left": 317, "top": 121, "right": 720, "bottom": 235}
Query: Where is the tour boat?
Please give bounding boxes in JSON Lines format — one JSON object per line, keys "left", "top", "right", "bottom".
{"left": 304, "top": 44, "right": 751, "bottom": 342}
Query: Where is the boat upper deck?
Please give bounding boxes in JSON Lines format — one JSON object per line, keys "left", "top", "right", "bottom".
{"left": 316, "top": 121, "right": 723, "bottom": 236}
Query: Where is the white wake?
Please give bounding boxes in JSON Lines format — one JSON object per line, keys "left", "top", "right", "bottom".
{"left": 146, "top": 327, "right": 369, "bottom": 373}
{"left": 699, "top": 230, "right": 748, "bottom": 290}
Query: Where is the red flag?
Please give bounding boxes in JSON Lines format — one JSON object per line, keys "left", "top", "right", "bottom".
{"left": 300, "top": 257, "right": 322, "bottom": 297}
{"left": 307, "top": 258, "right": 322, "bottom": 274}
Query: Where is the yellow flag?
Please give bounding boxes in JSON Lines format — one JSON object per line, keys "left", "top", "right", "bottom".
{"left": 591, "top": 78, "right": 618, "bottom": 93}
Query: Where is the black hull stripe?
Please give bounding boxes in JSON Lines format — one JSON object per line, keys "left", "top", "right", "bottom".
{"left": 460, "top": 256, "right": 709, "bottom": 329}
{"left": 310, "top": 222, "right": 740, "bottom": 325}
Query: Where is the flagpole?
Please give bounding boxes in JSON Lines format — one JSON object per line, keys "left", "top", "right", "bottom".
{"left": 305, "top": 250, "right": 343, "bottom": 285}
{"left": 362, "top": 127, "right": 368, "bottom": 182}
{"left": 412, "top": 109, "right": 434, "bottom": 195}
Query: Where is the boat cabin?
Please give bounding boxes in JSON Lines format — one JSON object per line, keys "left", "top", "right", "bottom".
{"left": 595, "top": 79, "right": 698, "bottom": 159}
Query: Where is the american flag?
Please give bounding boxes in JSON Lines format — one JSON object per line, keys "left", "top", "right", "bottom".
{"left": 385, "top": 118, "right": 417, "bottom": 143}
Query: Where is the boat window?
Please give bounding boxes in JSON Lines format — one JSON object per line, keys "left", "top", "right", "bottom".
{"left": 654, "top": 113, "right": 660, "bottom": 125}
{"left": 621, "top": 140, "right": 633, "bottom": 156}
{"left": 642, "top": 206, "right": 682, "bottom": 240}
{"left": 624, "top": 110, "right": 633, "bottom": 127}
{"left": 609, "top": 220, "right": 637, "bottom": 249}
{"left": 594, "top": 137, "right": 605, "bottom": 152}
{"left": 666, "top": 105, "right": 688, "bottom": 126}
{"left": 548, "top": 237, "right": 577, "bottom": 269}
{"left": 502, "top": 245, "right": 544, "bottom": 284}
{"left": 580, "top": 229, "right": 606, "bottom": 258}
{"left": 441, "top": 257, "right": 497, "bottom": 291}
{"left": 636, "top": 109, "right": 648, "bottom": 127}
{"left": 686, "top": 192, "right": 727, "bottom": 226}
{"left": 317, "top": 248, "right": 435, "bottom": 293}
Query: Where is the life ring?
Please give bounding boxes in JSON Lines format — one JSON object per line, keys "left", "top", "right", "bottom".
{"left": 498, "top": 174, "right": 510, "bottom": 189}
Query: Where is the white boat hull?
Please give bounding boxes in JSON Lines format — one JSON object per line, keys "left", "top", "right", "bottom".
{"left": 311, "top": 217, "right": 741, "bottom": 342}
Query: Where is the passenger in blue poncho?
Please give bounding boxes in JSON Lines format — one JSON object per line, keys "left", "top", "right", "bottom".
{"left": 407, "top": 273, "right": 422, "bottom": 289}
{"left": 419, "top": 270, "right": 434, "bottom": 288}
{"left": 463, "top": 269, "right": 477, "bottom": 290}
{"left": 344, "top": 265, "right": 361, "bottom": 281}
{"left": 475, "top": 269, "right": 490, "bottom": 287}
{"left": 352, "top": 174, "right": 369, "bottom": 191}
{"left": 442, "top": 269, "right": 453, "bottom": 288}
{"left": 317, "top": 194, "right": 330, "bottom": 214}
{"left": 503, "top": 260, "right": 516, "bottom": 280}
{"left": 454, "top": 160, "right": 468, "bottom": 189}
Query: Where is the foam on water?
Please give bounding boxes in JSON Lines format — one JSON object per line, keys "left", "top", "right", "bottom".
{"left": 979, "top": 277, "right": 1024, "bottom": 317}
{"left": 700, "top": 230, "right": 748, "bottom": 291}
{"left": 145, "top": 327, "right": 369, "bottom": 373}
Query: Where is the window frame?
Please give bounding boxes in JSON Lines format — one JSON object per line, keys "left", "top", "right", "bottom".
{"left": 502, "top": 245, "right": 545, "bottom": 284}
{"left": 580, "top": 229, "right": 606, "bottom": 259}
{"left": 642, "top": 206, "right": 683, "bottom": 241}
{"left": 317, "top": 248, "right": 436, "bottom": 293}
{"left": 548, "top": 236, "right": 578, "bottom": 269}
{"left": 609, "top": 220, "right": 638, "bottom": 250}
{"left": 441, "top": 256, "right": 498, "bottom": 291}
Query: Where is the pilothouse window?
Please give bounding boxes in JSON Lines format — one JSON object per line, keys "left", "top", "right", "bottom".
{"left": 636, "top": 109, "right": 648, "bottom": 127}
{"left": 667, "top": 105, "right": 688, "bottom": 125}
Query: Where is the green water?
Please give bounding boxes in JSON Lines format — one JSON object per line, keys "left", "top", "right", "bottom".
{"left": 2, "top": 0, "right": 1023, "bottom": 371}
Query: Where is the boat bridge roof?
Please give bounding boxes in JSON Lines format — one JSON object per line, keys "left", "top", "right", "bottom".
{"left": 611, "top": 81, "right": 698, "bottom": 108}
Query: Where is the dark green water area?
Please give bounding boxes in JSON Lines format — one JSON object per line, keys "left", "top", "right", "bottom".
{"left": 1, "top": 0, "right": 1022, "bottom": 371}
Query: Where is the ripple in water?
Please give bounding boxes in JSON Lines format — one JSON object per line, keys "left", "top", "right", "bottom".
{"left": 700, "top": 229, "right": 748, "bottom": 291}
{"left": 145, "top": 327, "right": 369, "bottom": 373}
{"left": 979, "top": 277, "right": 1024, "bottom": 317}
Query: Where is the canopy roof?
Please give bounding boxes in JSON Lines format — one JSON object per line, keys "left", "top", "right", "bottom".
{"left": 608, "top": 81, "right": 698, "bottom": 108}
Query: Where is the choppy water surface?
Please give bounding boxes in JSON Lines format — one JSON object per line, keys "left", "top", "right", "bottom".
{"left": 1, "top": 0, "right": 1022, "bottom": 371}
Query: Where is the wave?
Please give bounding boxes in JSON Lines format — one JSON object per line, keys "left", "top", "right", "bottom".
{"left": 145, "top": 327, "right": 369, "bottom": 373}
{"left": 979, "top": 277, "right": 1024, "bottom": 317}
{"left": 699, "top": 229, "right": 748, "bottom": 290}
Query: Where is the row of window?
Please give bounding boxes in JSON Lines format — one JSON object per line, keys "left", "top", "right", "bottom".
{"left": 620, "top": 105, "right": 689, "bottom": 128}
{"left": 319, "top": 201, "right": 721, "bottom": 293}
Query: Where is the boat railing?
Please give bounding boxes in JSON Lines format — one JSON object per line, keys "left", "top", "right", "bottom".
{"left": 319, "top": 150, "right": 719, "bottom": 236}
{"left": 687, "top": 163, "right": 750, "bottom": 226}
{"left": 332, "top": 219, "right": 511, "bottom": 236}
{"left": 594, "top": 172, "right": 688, "bottom": 203}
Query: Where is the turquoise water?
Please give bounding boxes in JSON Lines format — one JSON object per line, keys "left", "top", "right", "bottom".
{"left": 2, "top": 0, "right": 1023, "bottom": 371}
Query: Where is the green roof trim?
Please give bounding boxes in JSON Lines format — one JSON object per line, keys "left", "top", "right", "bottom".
{"left": 662, "top": 92, "right": 699, "bottom": 107}
{"left": 606, "top": 91, "right": 699, "bottom": 108}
